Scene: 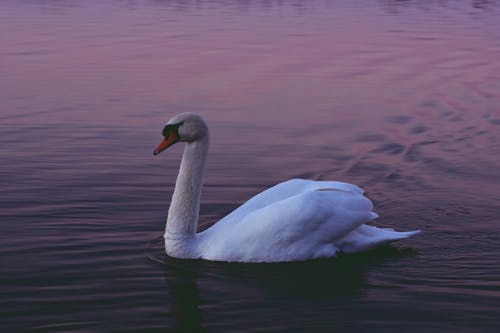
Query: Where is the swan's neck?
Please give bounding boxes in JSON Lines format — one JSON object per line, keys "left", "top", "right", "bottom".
{"left": 166, "top": 136, "right": 208, "bottom": 238}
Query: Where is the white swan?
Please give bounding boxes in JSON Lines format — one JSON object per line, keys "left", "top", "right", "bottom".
{"left": 153, "top": 112, "right": 420, "bottom": 262}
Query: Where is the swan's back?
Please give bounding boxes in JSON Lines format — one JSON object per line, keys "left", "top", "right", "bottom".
{"left": 196, "top": 179, "right": 409, "bottom": 262}
{"left": 214, "top": 178, "right": 363, "bottom": 224}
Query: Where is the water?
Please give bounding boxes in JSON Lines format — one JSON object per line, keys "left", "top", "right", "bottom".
{"left": 1, "top": 0, "right": 500, "bottom": 332}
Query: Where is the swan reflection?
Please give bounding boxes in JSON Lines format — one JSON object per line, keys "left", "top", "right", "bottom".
{"left": 161, "top": 246, "right": 415, "bottom": 332}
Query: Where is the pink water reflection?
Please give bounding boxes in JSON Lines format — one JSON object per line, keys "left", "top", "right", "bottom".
{"left": 1, "top": 0, "right": 500, "bottom": 194}
{"left": 2, "top": 1, "right": 500, "bottom": 332}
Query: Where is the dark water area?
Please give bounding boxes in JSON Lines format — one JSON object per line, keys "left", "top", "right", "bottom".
{"left": 1, "top": 0, "right": 500, "bottom": 332}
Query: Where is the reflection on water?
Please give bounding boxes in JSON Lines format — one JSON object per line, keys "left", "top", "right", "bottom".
{"left": 161, "top": 245, "right": 415, "bottom": 332}
{"left": 1, "top": 0, "right": 500, "bottom": 332}
{"left": 382, "top": 0, "right": 498, "bottom": 11}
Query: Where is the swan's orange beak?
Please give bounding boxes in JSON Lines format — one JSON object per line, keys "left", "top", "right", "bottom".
{"left": 153, "top": 131, "right": 178, "bottom": 155}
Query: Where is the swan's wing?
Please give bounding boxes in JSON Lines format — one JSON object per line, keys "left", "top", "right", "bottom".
{"left": 198, "top": 188, "right": 376, "bottom": 262}
{"left": 216, "top": 178, "right": 364, "bottom": 226}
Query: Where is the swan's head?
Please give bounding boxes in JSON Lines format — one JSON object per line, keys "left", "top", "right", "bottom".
{"left": 153, "top": 112, "right": 208, "bottom": 155}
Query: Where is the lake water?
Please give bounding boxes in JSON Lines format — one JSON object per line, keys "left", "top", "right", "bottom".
{"left": 1, "top": 0, "right": 500, "bottom": 332}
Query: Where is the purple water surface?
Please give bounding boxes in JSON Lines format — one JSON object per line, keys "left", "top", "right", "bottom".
{"left": 1, "top": 1, "right": 500, "bottom": 332}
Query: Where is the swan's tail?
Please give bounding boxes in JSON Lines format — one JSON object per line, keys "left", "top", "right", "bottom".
{"left": 336, "top": 224, "right": 421, "bottom": 253}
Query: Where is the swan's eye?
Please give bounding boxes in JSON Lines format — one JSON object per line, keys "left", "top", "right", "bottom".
{"left": 162, "top": 126, "right": 171, "bottom": 137}
{"left": 162, "top": 122, "right": 184, "bottom": 138}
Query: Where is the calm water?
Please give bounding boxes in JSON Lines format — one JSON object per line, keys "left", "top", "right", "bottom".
{"left": 1, "top": 0, "right": 500, "bottom": 332}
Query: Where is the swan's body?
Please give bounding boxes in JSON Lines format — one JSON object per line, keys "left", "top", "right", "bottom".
{"left": 154, "top": 113, "right": 420, "bottom": 262}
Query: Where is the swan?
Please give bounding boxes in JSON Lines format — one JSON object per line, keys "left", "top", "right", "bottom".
{"left": 153, "top": 112, "right": 420, "bottom": 262}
